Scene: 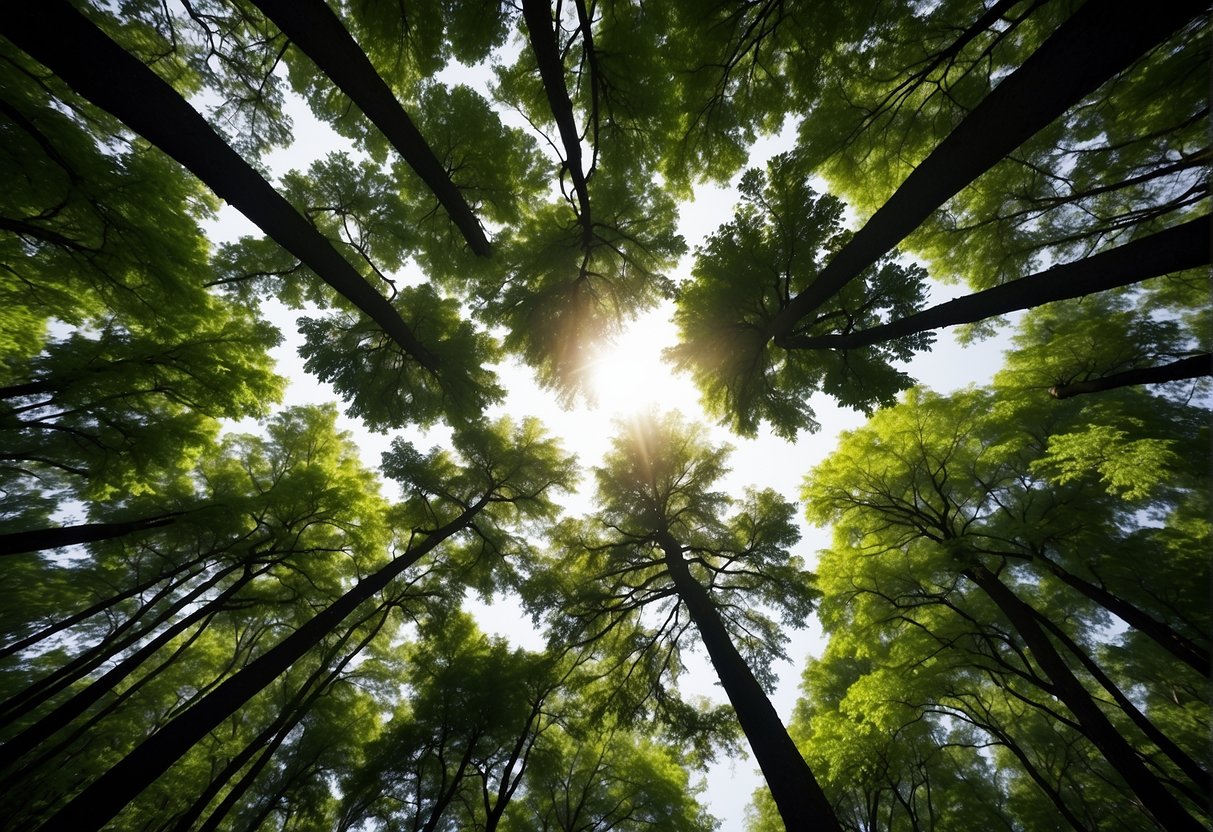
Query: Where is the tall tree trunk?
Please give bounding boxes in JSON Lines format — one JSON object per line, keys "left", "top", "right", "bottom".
{"left": 768, "top": 0, "right": 1206, "bottom": 339}
{"left": 1035, "top": 552, "right": 1209, "bottom": 676}
{"left": 0, "top": 565, "right": 258, "bottom": 765}
{"left": 520, "top": 0, "right": 594, "bottom": 249}
{"left": 777, "top": 217, "right": 1209, "bottom": 351}
{"left": 1049, "top": 353, "right": 1211, "bottom": 398}
{"left": 0, "top": 0, "right": 439, "bottom": 373}
{"left": 1032, "top": 611, "right": 1210, "bottom": 798}
{"left": 0, "top": 553, "right": 212, "bottom": 661}
{"left": 964, "top": 563, "right": 1204, "bottom": 831}
{"left": 0, "top": 513, "right": 185, "bottom": 557}
{"left": 37, "top": 497, "right": 488, "bottom": 831}
{"left": 0, "top": 560, "right": 244, "bottom": 728}
{"left": 248, "top": 0, "right": 490, "bottom": 256}
{"left": 657, "top": 531, "right": 841, "bottom": 832}
{"left": 172, "top": 606, "right": 389, "bottom": 832}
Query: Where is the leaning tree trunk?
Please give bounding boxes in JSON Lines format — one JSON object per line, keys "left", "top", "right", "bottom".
{"left": 769, "top": 0, "right": 1206, "bottom": 338}
{"left": 778, "top": 217, "right": 1209, "bottom": 351}
{"left": 0, "top": 0, "right": 439, "bottom": 373}
{"left": 0, "top": 513, "right": 185, "bottom": 557}
{"left": 1049, "top": 353, "right": 1211, "bottom": 399}
{"left": 964, "top": 562, "right": 1205, "bottom": 831}
{"left": 657, "top": 531, "right": 841, "bottom": 832}
{"left": 37, "top": 497, "right": 489, "bottom": 832}
{"left": 248, "top": 0, "right": 491, "bottom": 256}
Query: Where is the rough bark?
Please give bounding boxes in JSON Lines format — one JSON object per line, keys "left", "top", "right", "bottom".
{"left": 38, "top": 498, "right": 487, "bottom": 831}
{"left": 249, "top": 0, "right": 491, "bottom": 256}
{"left": 964, "top": 563, "right": 1204, "bottom": 832}
{"left": 768, "top": 0, "right": 1206, "bottom": 340}
{"left": 0, "top": 0, "right": 440, "bottom": 373}
{"left": 1049, "top": 353, "right": 1211, "bottom": 398}
{"left": 777, "top": 216, "right": 1210, "bottom": 351}
{"left": 657, "top": 531, "right": 840, "bottom": 832}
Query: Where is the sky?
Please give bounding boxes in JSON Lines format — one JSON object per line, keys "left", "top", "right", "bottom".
{"left": 205, "top": 64, "right": 1013, "bottom": 832}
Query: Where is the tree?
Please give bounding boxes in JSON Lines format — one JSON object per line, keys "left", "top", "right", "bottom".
{"left": 802, "top": 382, "right": 1209, "bottom": 830}
{"left": 2, "top": 1, "right": 1207, "bottom": 830}
{"left": 531, "top": 411, "right": 837, "bottom": 830}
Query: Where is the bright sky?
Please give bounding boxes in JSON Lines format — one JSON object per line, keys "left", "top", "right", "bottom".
{"left": 207, "top": 71, "right": 1012, "bottom": 832}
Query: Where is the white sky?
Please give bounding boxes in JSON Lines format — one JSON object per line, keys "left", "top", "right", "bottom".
{"left": 206, "top": 69, "right": 1013, "bottom": 832}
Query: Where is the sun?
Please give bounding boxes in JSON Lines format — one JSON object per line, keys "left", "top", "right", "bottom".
{"left": 585, "top": 305, "right": 697, "bottom": 415}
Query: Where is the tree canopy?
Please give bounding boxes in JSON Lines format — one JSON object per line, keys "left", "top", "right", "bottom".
{"left": 1, "top": 1, "right": 1207, "bottom": 830}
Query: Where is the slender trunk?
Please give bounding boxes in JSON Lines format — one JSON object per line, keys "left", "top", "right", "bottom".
{"left": 38, "top": 498, "right": 487, "bottom": 831}
{"left": 171, "top": 604, "right": 392, "bottom": 832}
{"left": 1, "top": 566, "right": 257, "bottom": 764}
{"left": 657, "top": 531, "right": 840, "bottom": 832}
{"left": 0, "top": 560, "right": 243, "bottom": 727}
{"left": 0, "top": 1, "right": 439, "bottom": 373}
{"left": 520, "top": 0, "right": 594, "bottom": 248}
{"left": 769, "top": 0, "right": 1206, "bottom": 339}
{"left": 777, "top": 217, "right": 1209, "bottom": 351}
{"left": 964, "top": 563, "right": 1204, "bottom": 831}
{"left": 1032, "top": 612, "right": 1210, "bottom": 798}
{"left": 0, "top": 514, "right": 184, "bottom": 557}
{"left": 248, "top": 0, "right": 490, "bottom": 256}
{"left": 979, "top": 719, "right": 1091, "bottom": 831}
{"left": 1049, "top": 353, "right": 1211, "bottom": 399}
{"left": 0, "top": 553, "right": 212, "bottom": 661}
{"left": 1036, "top": 553, "right": 1209, "bottom": 676}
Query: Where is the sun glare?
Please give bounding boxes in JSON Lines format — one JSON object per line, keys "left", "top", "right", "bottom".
{"left": 586, "top": 307, "right": 693, "bottom": 415}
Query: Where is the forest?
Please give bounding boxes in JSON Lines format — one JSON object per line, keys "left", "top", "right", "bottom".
{"left": 0, "top": 1, "right": 1208, "bottom": 830}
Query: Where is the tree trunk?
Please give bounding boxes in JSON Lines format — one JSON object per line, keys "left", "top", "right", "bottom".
{"left": 0, "top": 553, "right": 212, "bottom": 661}
{"left": 520, "top": 0, "right": 594, "bottom": 248}
{"left": 777, "top": 217, "right": 1209, "bottom": 351}
{"left": 1035, "top": 552, "right": 1209, "bottom": 676}
{"left": 37, "top": 497, "right": 487, "bottom": 831}
{"left": 0, "top": 0, "right": 439, "bottom": 373}
{"left": 1049, "top": 353, "right": 1211, "bottom": 398}
{"left": 964, "top": 563, "right": 1204, "bottom": 831}
{"left": 657, "top": 531, "right": 841, "bottom": 832}
{"left": 768, "top": 0, "right": 1206, "bottom": 339}
{"left": 1032, "top": 611, "right": 1210, "bottom": 798}
{"left": 0, "top": 566, "right": 258, "bottom": 765}
{"left": 248, "top": 0, "right": 490, "bottom": 257}
{"left": 0, "top": 514, "right": 184, "bottom": 557}
{"left": 0, "top": 560, "right": 244, "bottom": 728}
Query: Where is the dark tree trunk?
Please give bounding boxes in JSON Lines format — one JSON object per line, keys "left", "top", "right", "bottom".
{"left": 1035, "top": 552, "right": 1209, "bottom": 676}
{"left": 248, "top": 0, "right": 490, "bottom": 257}
{"left": 657, "top": 531, "right": 841, "bottom": 832}
{"left": 964, "top": 563, "right": 1204, "bottom": 831}
{"left": 520, "top": 0, "right": 594, "bottom": 248}
{"left": 769, "top": 0, "right": 1206, "bottom": 339}
{"left": 37, "top": 498, "right": 487, "bottom": 831}
{"left": 0, "top": 513, "right": 184, "bottom": 557}
{"left": 0, "top": 566, "right": 258, "bottom": 765}
{"left": 1049, "top": 353, "right": 1211, "bottom": 398}
{"left": 0, "top": 0, "right": 439, "bottom": 373}
{"left": 172, "top": 607, "right": 388, "bottom": 832}
{"left": 0, "top": 553, "right": 212, "bottom": 661}
{"left": 0, "top": 560, "right": 244, "bottom": 728}
{"left": 777, "top": 217, "right": 1209, "bottom": 351}
{"left": 1032, "top": 611, "right": 1210, "bottom": 798}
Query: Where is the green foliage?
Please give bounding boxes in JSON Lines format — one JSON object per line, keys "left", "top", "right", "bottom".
{"left": 670, "top": 153, "right": 929, "bottom": 438}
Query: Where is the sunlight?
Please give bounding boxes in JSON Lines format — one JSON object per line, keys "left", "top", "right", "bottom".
{"left": 585, "top": 306, "right": 693, "bottom": 415}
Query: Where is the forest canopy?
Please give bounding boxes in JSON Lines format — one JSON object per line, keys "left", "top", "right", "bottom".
{"left": 0, "top": 1, "right": 1208, "bottom": 831}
